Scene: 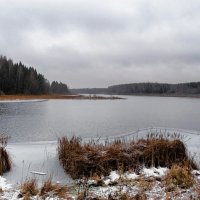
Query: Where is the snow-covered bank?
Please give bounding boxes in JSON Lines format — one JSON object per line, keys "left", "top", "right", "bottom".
{"left": 78, "top": 167, "right": 200, "bottom": 200}
{"left": 1, "top": 127, "right": 200, "bottom": 199}
{"left": 1, "top": 167, "right": 200, "bottom": 200}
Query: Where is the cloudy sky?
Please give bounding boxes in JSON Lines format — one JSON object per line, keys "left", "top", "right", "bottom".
{"left": 1, "top": 0, "right": 200, "bottom": 88}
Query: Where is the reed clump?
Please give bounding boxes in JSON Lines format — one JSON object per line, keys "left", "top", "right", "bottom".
{"left": 58, "top": 134, "right": 197, "bottom": 179}
{"left": 0, "top": 135, "right": 11, "bottom": 175}
{"left": 165, "top": 165, "right": 195, "bottom": 190}
{"left": 20, "top": 178, "right": 70, "bottom": 199}
{"left": 40, "top": 178, "right": 69, "bottom": 199}
{"left": 20, "top": 179, "right": 39, "bottom": 199}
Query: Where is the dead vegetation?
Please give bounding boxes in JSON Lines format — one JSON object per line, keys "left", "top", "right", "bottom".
{"left": 58, "top": 133, "right": 197, "bottom": 179}
{"left": 20, "top": 179, "right": 39, "bottom": 199}
{"left": 77, "top": 191, "right": 148, "bottom": 200}
{"left": 19, "top": 178, "right": 70, "bottom": 200}
{"left": 107, "top": 192, "right": 147, "bottom": 200}
{"left": 0, "top": 135, "right": 11, "bottom": 175}
{"left": 165, "top": 165, "right": 195, "bottom": 191}
{"left": 40, "top": 178, "right": 69, "bottom": 199}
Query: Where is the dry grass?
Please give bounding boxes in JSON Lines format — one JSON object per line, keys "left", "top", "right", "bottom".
{"left": 137, "top": 137, "right": 197, "bottom": 169}
{"left": 77, "top": 192, "right": 147, "bottom": 200}
{"left": 138, "top": 178, "right": 154, "bottom": 191}
{"left": 20, "top": 178, "right": 70, "bottom": 199}
{"left": 58, "top": 134, "right": 197, "bottom": 179}
{"left": 165, "top": 165, "right": 195, "bottom": 190}
{"left": 196, "top": 183, "right": 200, "bottom": 198}
{"left": 0, "top": 135, "right": 11, "bottom": 175}
{"left": 20, "top": 179, "right": 39, "bottom": 199}
{"left": 0, "top": 94, "right": 122, "bottom": 100}
{"left": 40, "top": 178, "right": 69, "bottom": 199}
{"left": 106, "top": 192, "right": 147, "bottom": 200}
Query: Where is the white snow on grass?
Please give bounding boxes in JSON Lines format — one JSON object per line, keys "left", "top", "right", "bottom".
{"left": 109, "top": 171, "right": 120, "bottom": 182}
{"left": 142, "top": 167, "right": 168, "bottom": 178}
{"left": 124, "top": 172, "right": 139, "bottom": 180}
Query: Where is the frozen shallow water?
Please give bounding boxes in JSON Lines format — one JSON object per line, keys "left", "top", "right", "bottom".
{"left": 0, "top": 99, "right": 47, "bottom": 103}
{"left": 5, "top": 141, "right": 72, "bottom": 187}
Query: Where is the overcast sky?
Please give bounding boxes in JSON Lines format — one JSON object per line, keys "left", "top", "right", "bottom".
{"left": 1, "top": 0, "right": 200, "bottom": 88}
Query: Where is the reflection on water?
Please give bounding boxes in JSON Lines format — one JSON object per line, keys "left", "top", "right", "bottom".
{"left": 0, "top": 96, "right": 200, "bottom": 142}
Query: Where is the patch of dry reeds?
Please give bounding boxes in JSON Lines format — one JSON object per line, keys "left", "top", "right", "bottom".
{"left": 108, "top": 192, "right": 147, "bottom": 200}
{"left": 20, "top": 178, "right": 70, "bottom": 200}
{"left": 58, "top": 134, "right": 197, "bottom": 179}
{"left": 20, "top": 179, "right": 39, "bottom": 199}
{"left": 165, "top": 165, "right": 195, "bottom": 190}
{"left": 40, "top": 178, "right": 69, "bottom": 199}
{"left": 0, "top": 135, "right": 11, "bottom": 175}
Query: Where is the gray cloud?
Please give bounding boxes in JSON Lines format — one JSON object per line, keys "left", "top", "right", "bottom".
{"left": 1, "top": 0, "right": 200, "bottom": 88}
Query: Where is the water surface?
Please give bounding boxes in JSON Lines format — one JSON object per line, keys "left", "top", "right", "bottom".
{"left": 1, "top": 96, "right": 200, "bottom": 142}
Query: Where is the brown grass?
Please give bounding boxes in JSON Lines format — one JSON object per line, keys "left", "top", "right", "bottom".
{"left": 0, "top": 94, "right": 122, "bottom": 100}
{"left": 165, "top": 165, "right": 195, "bottom": 190}
{"left": 107, "top": 192, "right": 147, "bottom": 200}
{"left": 0, "top": 135, "right": 11, "bottom": 175}
{"left": 20, "top": 178, "right": 70, "bottom": 199}
{"left": 20, "top": 179, "right": 39, "bottom": 199}
{"left": 58, "top": 135, "right": 197, "bottom": 179}
{"left": 138, "top": 179, "right": 154, "bottom": 191}
{"left": 40, "top": 178, "right": 69, "bottom": 199}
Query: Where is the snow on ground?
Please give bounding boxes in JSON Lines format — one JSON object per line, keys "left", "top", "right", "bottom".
{"left": 84, "top": 168, "right": 200, "bottom": 200}
{"left": 0, "top": 176, "right": 12, "bottom": 190}
{"left": 142, "top": 167, "right": 168, "bottom": 178}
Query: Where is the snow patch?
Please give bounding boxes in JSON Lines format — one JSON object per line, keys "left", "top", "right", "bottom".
{"left": 124, "top": 172, "right": 139, "bottom": 180}
{"left": 109, "top": 171, "right": 120, "bottom": 182}
{"left": 142, "top": 167, "right": 168, "bottom": 178}
{"left": 0, "top": 176, "right": 12, "bottom": 190}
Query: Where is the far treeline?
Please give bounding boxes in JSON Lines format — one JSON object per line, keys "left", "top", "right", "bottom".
{"left": 71, "top": 82, "right": 200, "bottom": 96}
{"left": 0, "top": 56, "right": 69, "bottom": 95}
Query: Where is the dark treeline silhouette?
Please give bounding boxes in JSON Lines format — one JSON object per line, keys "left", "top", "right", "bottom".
{"left": 50, "top": 81, "right": 69, "bottom": 94}
{"left": 107, "top": 82, "right": 200, "bottom": 95}
{"left": 0, "top": 56, "right": 69, "bottom": 95}
{"left": 71, "top": 82, "right": 200, "bottom": 96}
{"left": 71, "top": 88, "right": 107, "bottom": 94}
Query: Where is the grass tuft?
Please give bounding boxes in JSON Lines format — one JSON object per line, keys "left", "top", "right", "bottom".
{"left": 0, "top": 135, "right": 11, "bottom": 175}
{"left": 20, "top": 179, "right": 39, "bottom": 199}
{"left": 40, "top": 178, "right": 69, "bottom": 199}
{"left": 165, "top": 165, "right": 195, "bottom": 190}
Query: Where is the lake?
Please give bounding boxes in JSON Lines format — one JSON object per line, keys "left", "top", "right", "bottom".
{"left": 1, "top": 96, "right": 200, "bottom": 142}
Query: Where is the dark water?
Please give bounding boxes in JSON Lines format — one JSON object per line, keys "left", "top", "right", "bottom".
{"left": 0, "top": 96, "right": 200, "bottom": 142}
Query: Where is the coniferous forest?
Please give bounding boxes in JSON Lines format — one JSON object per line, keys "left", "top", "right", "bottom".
{"left": 0, "top": 56, "right": 69, "bottom": 95}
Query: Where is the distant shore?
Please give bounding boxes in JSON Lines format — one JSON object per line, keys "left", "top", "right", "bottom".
{"left": 0, "top": 94, "right": 123, "bottom": 100}
{"left": 115, "top": 93, "right": 200, "bottom": 98}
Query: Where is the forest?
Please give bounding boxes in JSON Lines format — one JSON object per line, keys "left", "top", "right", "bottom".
{"left": 0, "top": 56, "right": 69, "bottom": 95}
{"left": 107, "top": 82, "right": 200, "bottom": 95}
{"left": 72, "top": 82, "right": 200, "bottom": 95}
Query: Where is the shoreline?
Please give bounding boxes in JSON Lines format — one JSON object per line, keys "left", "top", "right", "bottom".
{"left": 0, "top": 94, "right": 123, "bottom": 100}
{"left": 109, "top": 93, "right": 200, "bottom": 98}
